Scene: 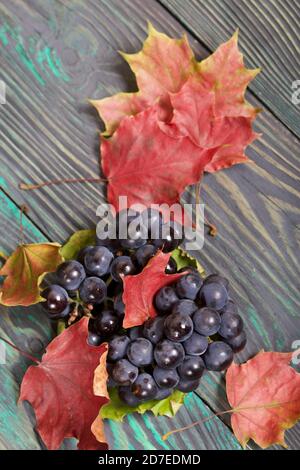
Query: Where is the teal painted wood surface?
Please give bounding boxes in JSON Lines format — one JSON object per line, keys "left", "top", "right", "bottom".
{"left": 0, "top": 0, "right": 299, "bottom": 451}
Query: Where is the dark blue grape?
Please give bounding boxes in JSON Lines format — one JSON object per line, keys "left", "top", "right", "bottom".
{"left": 56, "top": 260, "right": 86, "bottom": 290}
{"left": 165, "top": 257, "right": 177, "bottom": 274}
{"left": 107, "top": 335, "right": 130, "bottom": 362}
{"left": 79, "top": 277, "right": 107, "bottom": 304}
{"left": 193, "top": 308, "right": 221, "bottom": 336}
{"left": 172, "top": 299, "right": 198, "bottom": 316}
{"left": 127, "top": 338, "right": 153, "bottom": 366}
{"left": 132, "top": 373, "right": 158, "bottom": 401}
{"left": 204, "top": 274, "right": 229, "bottom": 290}
{"left": 198, "top": 282, "right": 228, "bottom": 310}
{"left": 119, "top": 213, "right": 148, "bottom": 250}
{"left": 135, "top": 244, "right": 157, "bottom": 268}
{"left": 203, "top": 341, "right": 233, "bottom": 371}
{"left": 118, "top": 386, "right": 142, "bottom": 407}
{"left": 161, "top": 221, "right": 184, "bottom": 252}
{"left": 153, "top": 367, "right": 179, "bottom": 388}
{"left": 110, "top": 256, "right": 136, "bottom": 282}
{"left": 41, "top": 284, "right": 69, "bottom": 316}
{"left": 178, "top": 355, "right": 205, "bottom": 380}
{"left": 87, "top": 330, "right": 103, "bottom": 347}
{"left": 154, "top": 286, "right": 179, "bottom": 314}
{"left": 143, "top": 317, "right": 165, "bottom": 344}
{"left": 183, "top": 333, "right": 208, "bottom": 356}
{"left": 154, "top": 339, "right": 185, "bottom": 369}
{"left": 111, "top": 359, "right": 138, "bottom": 386}
{"left": 94, "top": 309, "right": 120, "bottom": 337}
{"left": 225, "top": 330, "right": 247, "bottom": 352}
{"left": 218, "top": 311, "right": 243, "bottom": 339}
{"left": 177, "top": 378, "right": 200, "bottom": 392}
{"left": 176, "top": 273, "right": 202, "bottom": 300}
{"left": 84, "top": 246, "right": 114, "bottom": 277}
{"left": 164, "top": 312, "right": 193, "bottom": 342}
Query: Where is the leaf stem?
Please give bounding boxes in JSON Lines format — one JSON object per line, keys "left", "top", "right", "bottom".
{"left": 0, "top": 335, "right": 40, "bottom": 364}
{"left": 19, "top": 177, "right": 107, "bottom": 191}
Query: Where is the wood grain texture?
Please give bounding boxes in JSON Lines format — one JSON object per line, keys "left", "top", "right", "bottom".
{"left": 0, "top": 0, "right": 299, "bottom": 450}
{"left": 0, "top": 192, "right": 238, "bottom": 450}
{"left": 159, "top": 0, "right": 300, "bottom": 138}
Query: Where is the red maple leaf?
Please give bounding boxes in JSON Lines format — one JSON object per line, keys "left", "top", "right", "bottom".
{"left": 122, "top": 251, "right": 185, "bottom": 328}
{"left": 19, "top": 318, "right": 109, "bottom": 450}
{"left": 101, "top": 106, "right": 214, "bottom": 211}
{"left": 226, "top": 350, "right": 300, "bottom": 448}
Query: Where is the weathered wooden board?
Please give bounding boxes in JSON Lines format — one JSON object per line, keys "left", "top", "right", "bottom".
{"left": 160, "top": 0, "right": 300, "bottom": 138}
{"left": 0, "top": 190, "right": 241, "bottom": 450}
{"left": 0, "top": 0, "right": 299, "bottom": 450}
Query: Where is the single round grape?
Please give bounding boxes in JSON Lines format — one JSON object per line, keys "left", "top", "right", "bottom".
{"left": 203, "top": 341, "right": 234, "bottom": 371}
{"left": 127, "top": 338, "right": 154, "bottom": 366}
{"left": 56, "top": 260, "right": 86, "bottom": 290}
{"left": 41, "top": 284, "right": 69, "bottom": 315}
{"left": 193, "top": 308, "right": 221, "bottom": 336}
{"left": 135, "top": 244, "right": 157, "bottom": 268}
{"left": 165, "top": 257, "right": 177, "bottom": 274}
{"left": 132, "top": 373, "right": 158, "bottom": 401}
{"left": 118, "top": 386, "right": 142, "bottom": 407}
{"left": 141, "top": 208, "right": 163, "bottom": 239}
{"left": 110, "top": 256, "right": 136, "bottom": 282}
{"left": 155, "top": 387, "right": 173, "bottom": 400}
{"left": 119, "top": 215, "right": 148, "bottom": 250}
{"left": 94, "top": 309, "right": 120, "bottom": 337}
{"left": 177, "top": 378, "right": 200, "bottom": 393}
{"left": 178, "top": 355, "right": 205, "bottom": 380}
{"left": 161, "top": 221, "right": 184, "bottom": 252}
{"left": 107, "top": 335, "right": 130, "bottom": 362}
{"left": 128, "top": 325, "right": 144, "bottom": 340}
{"left": 77, "top": 246, "right": 93, "bottom": 265}
{"left": 87, "top": 330, "right": 103, "bottom": 347}
{"left": 153, "top": 367, "right": 179, "bottom": 388}
{"left": 204, "top": 274, "right": 229, "bottom": 290}
{"left": 154, "top": 286, "right": 179, "bottom": 314}
{"left": 198, "top": 282, "right": 228, "bottom": 310}
{"left": 79, "top": 277, "right": 107, "bottom": 304}
{"left": 113, "top": 292, "right": 125, "bottom": 317}
{"left": 183, "top": 332, "right": 208, "bottom": 356}
{"left": 84, "top": 246, "right": 114, "bottom": 277}
{"left": 176, "top": 273, "right": 202, "bottom": 300}
{"left": 225, "top": 330, "right": 247, "bottom": 353}
{"left": 218, "top": 311, "right": 243, "bottom": 339}
{"left": 172, "top": 299, "right": 198, "bottom": 316}
{"left": 143, "top": 317, "right": 165, "bottom": 344}
{"left": 111, "top": 359, "right": 138, "bottom": 386}
{"left": 154, "top": 339, "right": 185, "bottom": 369}
{"left": 164, "top": 312, "right": 193, "bottom": 342}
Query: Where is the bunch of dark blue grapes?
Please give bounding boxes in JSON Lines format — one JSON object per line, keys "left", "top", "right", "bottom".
{"left": 40, "top": 209, "right": 183, "bottom": 335}
{"left": 107, "top": 271, "right": 246, "bottom": 406}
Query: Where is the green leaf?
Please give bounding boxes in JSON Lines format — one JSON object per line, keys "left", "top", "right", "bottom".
{"left": 172, "top": 247, "right": 205, "bottom": 276}
{"left": 100, "top": 388, "right": 186, "bottom": 422}
{"left": 60, "top": 229, "right": 96, "bottom": 260}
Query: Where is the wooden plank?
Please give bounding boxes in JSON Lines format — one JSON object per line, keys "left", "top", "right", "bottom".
{"left": 0, "top": 0, "right": 299, "bottom": 449}
{"left": 159, "top": 0, "right": 300, "bottom": 138}
{"left": 0, "top": 190, "right": 238, "bottom": 450}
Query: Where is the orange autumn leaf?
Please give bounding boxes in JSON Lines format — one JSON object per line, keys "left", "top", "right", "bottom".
{"left": 226, "top": 350, "right": 300, "bottom": 449}
{"left": 0, "top": 243, "right": 63, "bottom": 306}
